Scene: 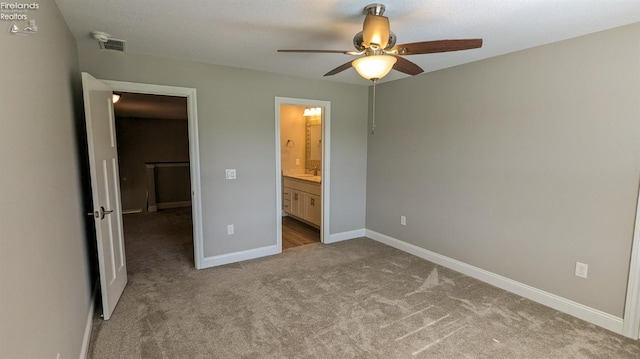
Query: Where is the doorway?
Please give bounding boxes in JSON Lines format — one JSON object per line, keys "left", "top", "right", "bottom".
{"left": 275, "top": 97, "right": 331, "bottom": 250}
{"left": 103, "top": 80, "right": 205, "bottom": 269}
{"left": 112, "top": 92, "right": 195, "bottom": 266}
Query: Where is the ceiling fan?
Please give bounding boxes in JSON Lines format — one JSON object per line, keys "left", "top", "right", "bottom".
{"left": 278, "top": 3, "right": 483, "bottom": 82}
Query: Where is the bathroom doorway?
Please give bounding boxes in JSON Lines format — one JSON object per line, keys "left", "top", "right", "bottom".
{"left": 275, "top": 97, "right": 331, "bottom": 250}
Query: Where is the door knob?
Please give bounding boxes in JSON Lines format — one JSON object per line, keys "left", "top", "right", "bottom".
{"left": 87, "top": 206, "right": 114, "bottom": 220}
{"left": 100, "top": 206, "right": 114, "bottom": 219}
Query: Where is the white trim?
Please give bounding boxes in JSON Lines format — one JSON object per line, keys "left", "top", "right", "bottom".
{"left": 365, "top": 229, "right": 625, "bottom": 334}
{"left": 325, "top": 229, "right": 365, "bottom": 244}
{"left": 156, "top": 201, "right": 192, "bottom": 209}
{"left": 322, "top": 103, "right": 331, "bottom": 246}
{"left": 101, "top": 80, "right": 205, "bottom": 269}
{"left": 79, "top": 286, "right": 97, "bottom": 359}
{"left": 275, "top": 97, "right": 331, "bottom": 248}
{"left": 199, "top": 245, "right": 281, "bottom": 268}
{"left": 623, "top": 186, "right": 640, "bottom": 339}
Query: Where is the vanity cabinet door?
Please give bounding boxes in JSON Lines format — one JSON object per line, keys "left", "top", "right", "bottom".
{"left": 290, "top": 189, "right": 304, "bottom": 218}
{"left": 283, "top": 188, "right": 292, "bottom": 213}
{"left": 305, "top": 194, "right": 321, "bottom": 226}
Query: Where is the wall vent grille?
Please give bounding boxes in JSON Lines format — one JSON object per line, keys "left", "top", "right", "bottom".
{"left": 100, "top": 39, "right": 126, "bottom": 52}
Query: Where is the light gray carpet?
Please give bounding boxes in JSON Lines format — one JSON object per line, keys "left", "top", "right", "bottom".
{"left": 88, "top": 208, "right": 640, "bottom": 358}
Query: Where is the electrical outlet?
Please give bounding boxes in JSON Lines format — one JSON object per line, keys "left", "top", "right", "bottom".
{"left": 575, "top": 262, "right": 588, "bottom": 278}
{"left": 296, "top": 158, "right": 300, "bottom": 165}
{"left": 227, "top": 224, "right": 234, "bottom": 235}
{"left": 225, "top": 169, "right": 236, "bottom": 180}
{"left": 400, "top": 216, "right": 406, "bottom": 226}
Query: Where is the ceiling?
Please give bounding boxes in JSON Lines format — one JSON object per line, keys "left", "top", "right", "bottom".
{"left": 55, "top": 0, "right": 640, "bottom": 85}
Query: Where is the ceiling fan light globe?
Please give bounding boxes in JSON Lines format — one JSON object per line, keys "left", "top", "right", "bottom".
{"left": 352, "top": 55, "right": 397, "bottom": 80}
{"left": 362, "top": 15, "right": 390, "bottom": 49}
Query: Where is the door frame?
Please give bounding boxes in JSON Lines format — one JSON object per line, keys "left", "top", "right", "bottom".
{"left": 275, "top": 97, "right": 331, "bottom": 247}
{"left": 623, "top": 185, "right": 640, "bottom": 339}
{"left": 102, "top": 79, "right": 205, "bottom": 269}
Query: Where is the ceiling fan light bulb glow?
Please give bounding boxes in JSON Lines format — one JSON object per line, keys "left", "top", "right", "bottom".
{"left": 352, "top": 55, "right": 397, "bottom": 80}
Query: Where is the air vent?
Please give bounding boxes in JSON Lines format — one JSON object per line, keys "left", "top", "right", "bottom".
{"left": 100, "top": 38, "right": 126, "bottom": 52}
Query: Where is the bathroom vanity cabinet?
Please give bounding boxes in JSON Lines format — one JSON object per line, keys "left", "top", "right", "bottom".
{"left": 283, "top": 176, "right": 321, "bottom": 228}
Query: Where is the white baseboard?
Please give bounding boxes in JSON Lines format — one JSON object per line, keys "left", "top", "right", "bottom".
{"left": 79, "top": 285, "right": 97, "bottom": 359}
{"left": 199, "top": 244, "right": 281, "bottom": 269}
{"left": 198, "top": 228, "right": 363, "bottom": 269}
{"left": 365, "top": 229, "right": 624, "bottom": 335}
{"left": 325, "top": 228, "right": 365, "bottom": 244}
{"left": 157, "top": 201, "right": 192, "bottom": 209}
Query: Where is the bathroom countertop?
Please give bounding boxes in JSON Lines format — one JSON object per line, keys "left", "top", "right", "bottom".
{"left": 283, "top": 174, "right": 322, "bottom": 183}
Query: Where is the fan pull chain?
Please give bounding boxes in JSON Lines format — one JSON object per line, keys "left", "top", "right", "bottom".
{"left": 371, "top": 79, "right": 377, "bottom": 135}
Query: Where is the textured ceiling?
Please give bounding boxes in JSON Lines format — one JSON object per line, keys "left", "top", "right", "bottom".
{"left": 55, "top": 0, "right": 640, "bottom": 85}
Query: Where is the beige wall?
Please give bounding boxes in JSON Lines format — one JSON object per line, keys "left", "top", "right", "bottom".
{"left": 280, "top": 105, "right": 307, "bottom": 176}
{"left": 366, "top": 23, "right": 640, "bottom": 317}
{"left": 77, "top": 46, "right": 369, "bottom": 257}
{"left": 0, "top": 2, "right": 93, "bottom": 358}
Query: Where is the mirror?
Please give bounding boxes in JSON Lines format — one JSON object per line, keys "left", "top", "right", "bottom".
{"left": 305, "top": 115, "right": 321, "bottom": 171}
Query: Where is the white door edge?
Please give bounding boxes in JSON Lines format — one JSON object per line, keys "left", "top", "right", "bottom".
{"left": 623, "top": 185, "right": 640, "bottom": 339}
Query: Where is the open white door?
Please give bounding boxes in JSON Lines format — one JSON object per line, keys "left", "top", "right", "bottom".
{"left": 82, "top": 72, "right": 127, "bottom": 320}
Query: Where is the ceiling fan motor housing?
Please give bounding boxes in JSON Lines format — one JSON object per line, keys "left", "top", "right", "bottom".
{"left": 353, "top": 31, "right": 396, "bottom": 52}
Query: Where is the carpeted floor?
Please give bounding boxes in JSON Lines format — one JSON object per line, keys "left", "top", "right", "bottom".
{"left": 88, "top": 208, "right": 640, "bottom": 358}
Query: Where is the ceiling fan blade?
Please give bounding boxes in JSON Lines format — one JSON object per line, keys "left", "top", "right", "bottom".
{"left": 324, "top": 61, "right": 354, "bottom": 76}
{"left": 393, "top": 39, "right": 483, "bottom": 55}
{"left": 392, "top": 56, "right": 424, "bottom": 76}
{"left": 362, "top": 14, "right": 390, "bottom": 48}
{"left": 278, "top": 49, "right": 352, "bottom": 54}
